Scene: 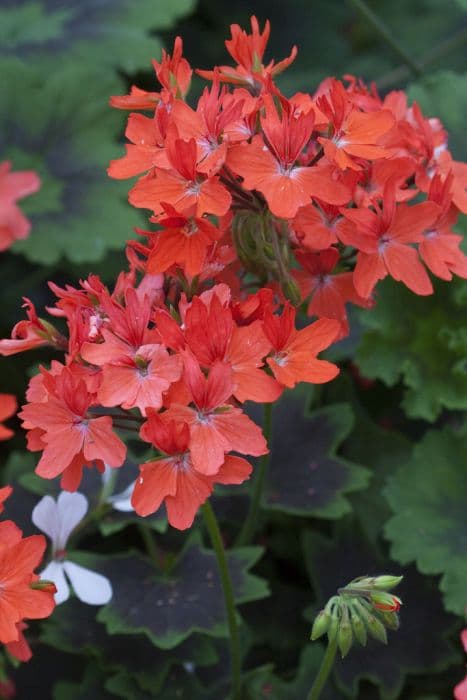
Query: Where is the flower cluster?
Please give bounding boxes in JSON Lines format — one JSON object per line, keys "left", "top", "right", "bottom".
{"left": 0, "top": 487, "right": 56, "bottom": 663}
{"left": 0, "top": 275, "right": 339, "bottom": 530}
{"left": 311, "top": 575, "right": 403, "bottom": 658}
{"left": 108, "top": 16, "right": 467, "bottom": 336}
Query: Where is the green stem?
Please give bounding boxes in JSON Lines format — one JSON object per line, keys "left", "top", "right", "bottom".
{"left": 137, "top": 522, "right": 164, "bottom": 568}
{"left": 235, "top": 403, "right": 273, "bottom": 547}
{"left": 202, "top": 501, "right": 242, "bottom": 700}
{"left": 377, "top": 26, "right": 467, "bottom": 90}
{"left": 347, "top": 0, "right": 422, "bottom": 76}
{"left": 307, "top": 636, "right": 338, "bottom": 700}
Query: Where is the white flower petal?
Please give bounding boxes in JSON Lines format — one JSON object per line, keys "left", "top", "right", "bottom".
{"left": 56, "top": 492, "right": 88, "bottom": 549}
{"left": 63, "top": 561, "right": 112, "bottom": 605}
{"left": 32, "top": 495, "right": 60, "bottom": 547}
{"left": 108, "top": 481, "right": 135, "bottom": 512}
{"left": 40, "top": 561, "right": 70, "bottom": 605}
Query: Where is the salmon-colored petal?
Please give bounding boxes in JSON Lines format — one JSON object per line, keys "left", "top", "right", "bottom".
{"left": 383, "top": 243, "right": 433, "bottom": 295}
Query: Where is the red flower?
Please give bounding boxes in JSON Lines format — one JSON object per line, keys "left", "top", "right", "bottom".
{"left": 0, "top": 299, "right": 63, "bottom": 357}
{"left": 197, "top": 16, "right": 297, "bottom": 88}
{"left": 0, "top": 394, "right": 17, "bottom": 441}
{"left": 0, "top": 521, "right": 55, "bottom": 645}
{"left": 228, "top": 96, "right": 350, "bottom": 219}
{"left": 263, "top": 305, "right": 340, "bottom": 388}
{"left": 164, "top": 354, "right": 268, "bottom": 476}
{"left": 0, "top": 161, "right": 40, "bottom": 252}
{"left": 339, "top": 181, "right": 439, "bottom": 297}
{"left": 0, "top": 485, "right": 12, "bottom": 512}
{"left": 134, "top": 413, "right": 252, "bottom": 529}
{"left": 317, "top": 81, "right": 394, "bottom": 170}
{"left": 129, "top": 134, "right": 231, "bottom": 217}
{"left": 143, "top": 204, "right": 224, "bottom": 278}
{"left": 19, "top": 367, "right": 126, "bottom": 490}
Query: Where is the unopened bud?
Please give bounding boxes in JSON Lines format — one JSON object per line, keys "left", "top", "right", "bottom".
{"left": 371, "top": 591, "right": 402, "bottom": 612}
{"left": 30, "top": 579, "right": 57, "bottom": 594}
{"left": 337, "top": 617, "right": 353, "bottom": 658}
{"left": 366, "top": 613, "right": 388, "bottom": 644}
{"left": 376, "top": 609, "right": 400, "bottom": 631}
{"left": 281, "top": 276, "right": 301, "bottom": 306}
{"left": 371, "top": 575, "right": 403, "bottom": 591}
{"left": 349, "top": 604, "right": 367, "bottom": 646}
{"left": 311, "top": 609, "right": 331, "bottom": 641}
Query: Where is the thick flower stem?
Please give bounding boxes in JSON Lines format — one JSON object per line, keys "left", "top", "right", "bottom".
{"left": 235, "top": 402, "right": 273, "bottom": 547}
{"left": 347, "top": 0, "right": 422, "bottom": 76}
{"left": 306, "top": 636, "right": 338, "bottom": 700}
{"left": 202, "top": 501, "right": 242, "bottom": 700}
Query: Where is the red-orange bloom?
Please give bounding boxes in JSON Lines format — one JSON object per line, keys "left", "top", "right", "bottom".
{"left": 143, "top": 204, "right": 224, "bottom": 278}
{"left": 317, "top": 81, "right": 394, "bottom": 170}
{"left": 152, "top": 37, "right": 192, "bottom": 99}
{"left": 0, "top": 485, "right": 12, "bottom": 512}
{"left": 227, "top": 97, "right": 350, "bottom": 219}
{"left": 339, "top": 182, "right": 439, "bottom": 297}
{"left": 129, "top": 135, "right": 232, "bottom": 217}
{"left": 263, "top": 305, "right": 340, "bottom": 388}
{"left": 197, "top": 16, "right": 297, "bottom": 88}
{"left": 0, "top": 161, "right": 40, "bottom": 252}
{"left": 164, "top": 354, "right": 268, "bottom": 476}
{"left": 134, "top": 413, "right": 252, "bottom": 529}
{"left": 0, "top": 298, "right": 63, "bottom": 357}
{"left": 19, "top": 368, "right": 126, "bottom": 489}
{"left": 108, "top": 108, "right": 169, "bottom": 179}
{"left": 294, "top": 248, "right": 371, "bottom": 336}
{"left": 0, "top": 394, "right": 17, "bottom": 441}
{"left": 0, "top": 521, "right": 55, "bottom": 645}
{"left": 183, "top": 291, "right": 282, "bottom": 403}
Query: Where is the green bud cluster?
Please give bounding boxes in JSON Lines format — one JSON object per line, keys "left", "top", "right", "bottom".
{"left": 232, "top": 210, "right": 301, "bottom": 306}
{"left": 310, "top": 574, "right": 403, "bottom": 658}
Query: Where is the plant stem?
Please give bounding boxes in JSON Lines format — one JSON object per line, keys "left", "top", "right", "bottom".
{"left": 307, "top": 636, "right": 338, "bottom": 700}
{"left": 235, "top": 402, "right": 273, "bottom": 547}
{"left": 137, "top": 522, "right": 164, "bottom": 568}
{"left": 347, "top": 0, "right": 422, "bottom": 76}
{"left": 377, "top": 25, "right": 467, "bottom": 90}
{"left": 202, "top": 501, "right": 242, "bottom": 700}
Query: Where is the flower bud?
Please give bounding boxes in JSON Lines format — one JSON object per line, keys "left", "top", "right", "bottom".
{"left": 365, "top": 613, "right": 388, "bottom": 644}
{"left": 310, "top": 609, "right": 331, "bottom": 641}
{"left": 349, "top": 603, "right": 367, "bottom": 646}
{"left": 371, "top": 575, "right": 403, "bottom": 591}
{"left": 370, "top": 591, "right": 402, "bottom": 612}
{"left": 30, "top": 579, "right": 57, "bottom": 594}
{"left": 376, "top": 609, "right": 400, "bottom": 631}
{"left": 337, "top": 615, "right": 353, "bottom": 658}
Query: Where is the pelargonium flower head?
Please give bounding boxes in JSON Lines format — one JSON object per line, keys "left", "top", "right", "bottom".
{"left": 32, "top": 492, "right": 112, "bottom": 606}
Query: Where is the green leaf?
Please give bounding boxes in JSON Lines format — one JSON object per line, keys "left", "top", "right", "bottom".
{"left": 42, "top": 598, "right": 217, "bottom": 696}
{"left": 0, "top": 0, "right": 195, "bottom": 73}
{"left": 356, "top": 278, "right": 467, "bottom": 421}
{"left": 98, "top": 537, "right": 269, "bottom": 648}
{"left": 408, "top": 71, "right": 467, "bottom": 159}
{"left": 384, "top": 426, "right": 467, "bottom": 617}
{"left": 0, "top": 59, "right": 140, "bottom": 264}
{"left": 260, "top": 392, "right": 369, "bottom": 518}
{"left": 303, "top": 526, "right": 459, "bottom": 699}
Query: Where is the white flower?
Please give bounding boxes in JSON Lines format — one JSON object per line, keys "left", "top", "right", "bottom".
{"left": 32, "top": 491, "right": 112, "bottom": 606}
{"left": 107, "top": 480, "right": 135, "bottom": 512}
